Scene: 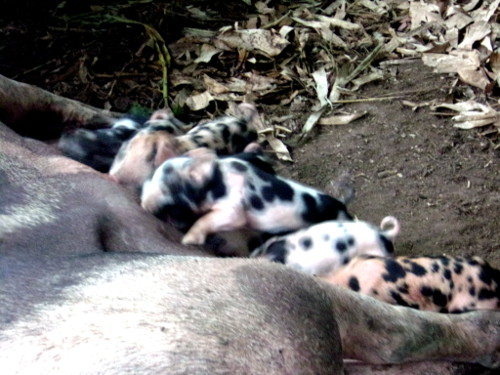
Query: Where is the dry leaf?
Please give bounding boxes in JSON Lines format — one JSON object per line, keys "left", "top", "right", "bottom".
{"left": 351, "top": 70, "right": 384, "bottom": 91}
{"left": 422, "top": 50, "right": 480, "bottom": 73}
{"left": 469, "top": 0, "right": 500, "bottom": 22}
{"left": 316, "top": 15, "right": 361, "bottom": 31}
{"left": 433, "top": 101, "right": 500, "bottom": 130}
{"left": 242, "top": 72, "right": 277, "bottom": 94}
{"left": 409, "top": 2, "right": 442, "bottom": 30}
{"left": 318, "top": 111, "right": 368, "bottom": 125}
{"left": 266, "top": 136, "right": 293, "bottom": 162}
{"left": 444, "top": 8, "right": 473, "bottom": 31}
{"left": 490, "top": 52, "right": 500, "bottom": 87}
{"left": 242, "top": 105, "right": 293, "bottom": 162}
{"left": 185, "top": 91, "right": 214, "bottom": 111}
{"left": 216, "top": 29, "right": 289, "bottom": 57}
{"left": 457, "top": 67, "right": 490, "bottom": 90}
{"left": 312, "top": 68, "right": 330, "bottom": 108}
{"left": 194, "top": 44, "right": 222, "bottom": 63}
{"left": 203, "top": 75, "right": 231, "bottom": 95}
{"left": 457, "top": 20, "right": 491, "bottom": 50}
{"left": 299, "top": 107, "right": 327, "bottom": 138}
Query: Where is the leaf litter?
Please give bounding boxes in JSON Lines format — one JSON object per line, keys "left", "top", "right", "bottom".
{"left": 15, "top": 0, "right": 500, "bottom": 157}
{"left": 161, "top": 0, "right": 500, "bottom": 157}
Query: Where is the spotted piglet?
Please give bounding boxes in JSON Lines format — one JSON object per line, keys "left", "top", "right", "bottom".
{"left": 141, "top": 149, "right": 352, "bottom": 246}
{"left": 325, "top": 254, "right": 500, "bottom": 313}
{"left": 58, "top": 109, "right": 188, "bottom": 173}
{"left": 109, "top": 103, "right": 258, "bottom": 194}
{"left": 250, "top": 216, "right": 399, "bottom": 276}
{"left": 58, "top": 118, "right": 145, "bottom": 172}
{"left": 143, "top": 108, "right": 191, "bottom": 135}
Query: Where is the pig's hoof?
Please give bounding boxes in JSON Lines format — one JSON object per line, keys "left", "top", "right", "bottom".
{"left": 182, "top": 233, "right": 205, "bottom": 246}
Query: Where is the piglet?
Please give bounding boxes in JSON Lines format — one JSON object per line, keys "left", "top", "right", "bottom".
{"left": 141, "top": 149, "right": 352, "bottom": 246}
{"left": 110, "top": 103, "right": 258, "bottom": 194}
{"left": 250, "top": 216, "right": 399, "bottom": 276}
{"left": 325, "top": 254, "right": 500, "bottom": 313}
{"left": 58, "top": 118, "right": 144, "bottom": 172}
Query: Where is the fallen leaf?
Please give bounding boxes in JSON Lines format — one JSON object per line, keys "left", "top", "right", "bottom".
{"left": 318, "top": 111, "right": 368, "bottom": 125}
{"left": 490, "top": 52, "right": 500, "bottom": 87}
{"left": 194, "top": 44, "right": 222, "bottom": 63}
{"left": 203, "top": 75, "right": 231, "bottom": 95}
{"left": 351, "top": 70, "right": 384, "bottom": 91}
{"left": 457, "top": 66, "right": 490, "bottom": 90}
{"left": 469, "top": 0, "right": 500, "bottom": 22}
{"left": 457, "top": 20, "right": 491, "bottom": 50}
{"left": 422, "top": 50, "right": 480, "bottom": 74}
{"left": 266, "top": 136, "right": 293, "bottom": 162}
{"left": 316, "top": 15, "right": 361, "bottom": 31}
{"left": 312, "top": 68, "right": 330, "bottom": 108}
{"left": 216, "top": 28, "right": 289, "bottom": 57}
{"left": 298, "top": 107, "right": 327, "bottom": 140}
{"left": 409, "top": 2, "right": 442, "bottom": 30}
{"left": 185, "top": 91, "right": 214, "bottom": 111}
{"left": 432, "top": 101, "right": 500, "bottom": 130}
{"left": 444, "top": 8, "right": 473, "bottom": 31}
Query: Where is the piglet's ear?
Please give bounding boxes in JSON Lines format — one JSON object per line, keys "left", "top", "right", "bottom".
{"left": 154, "top": 137, "right": 181, "bottom": 168}
{"left": 187, "top": 155, "right": 216, "bottom": 185}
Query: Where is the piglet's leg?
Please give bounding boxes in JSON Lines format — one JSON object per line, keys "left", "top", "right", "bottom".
{"left": 182, "top": 205, "right": 248, "bottom": 245}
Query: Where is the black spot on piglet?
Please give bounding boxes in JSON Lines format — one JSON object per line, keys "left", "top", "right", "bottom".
{"left": 383, "top": 258, "right": 406, "bottom": 282}
{"left": 409, "top": 262, "right": 427, "bottom": 277}
{"left": 378, "top": 234, "right": 394, "bottom": 254}
{"left": 335, "top": 240, "right": 347, "bottom": 253}
{"left": 230, "top": 160, "right": 248, "bottom": 172}
{"left": 421, "top": 286, "right": 448, "bottom": 307}
{"left": 348, "top": 276, "right": 360, "bottom": 292}
{"left": 299, "top": 237, "right": 313, "bottom": 250}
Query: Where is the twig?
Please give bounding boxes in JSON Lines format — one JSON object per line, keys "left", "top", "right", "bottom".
{"left": 329, "top": 96, "right": 406, "bottom": 104}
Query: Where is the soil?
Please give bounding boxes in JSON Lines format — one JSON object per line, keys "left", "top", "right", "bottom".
{"left": 1, "top": 4, "right": 499, "bottom": 265}
{"left": 281, "top": 62, "right": 500, "bottom": 267}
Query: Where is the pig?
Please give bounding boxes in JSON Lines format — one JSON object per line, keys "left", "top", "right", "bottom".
{"left": 109, "top": 102, "right": 259, "bottom": 194}
{"left": 0, "top": 120, "right": 204, "bottom": 256}
{"left": 323, "top": 254, "right": 500, "bottom": 313}
{"left": 140, "top": 149, "right": 353, "bottom": 246}
{"left": 250, "top": 216, "right": 400, "bottom": 276}
{"left": 1, "top": 253, "right": 500, "bottom": 375}
{"left": 143, "top": 108, "right": 191, "bottom": 135}
{"left": 58, "top": 108, "right": 189, "bottom": 173}
{"left": 58, "top": 117, "right": 144, "bottom": 172}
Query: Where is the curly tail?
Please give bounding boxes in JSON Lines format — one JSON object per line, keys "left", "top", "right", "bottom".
{"left": 380, "top": 216, "right": 400, "bottom": 242}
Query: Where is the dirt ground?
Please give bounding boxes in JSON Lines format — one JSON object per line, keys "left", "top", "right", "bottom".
{"left": 279, "top": 61, "right": 500, "bottom": 268}
{"left": 0, "top": 1, "right": 498, "bottom": 268}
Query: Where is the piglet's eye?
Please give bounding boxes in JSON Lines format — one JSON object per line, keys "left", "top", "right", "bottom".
{"left": 162, "top": 165, "right": 174, "bottom": 174}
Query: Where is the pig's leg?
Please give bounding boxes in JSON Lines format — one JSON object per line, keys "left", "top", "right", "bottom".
{"left": 323, "top": 283, "right": 500, "bottom": 367}
{"left": 182, "top": 205, "right": 248, "bottom": 245}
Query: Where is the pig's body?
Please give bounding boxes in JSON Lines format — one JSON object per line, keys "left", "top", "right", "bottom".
{"left": 324, "top": 254, "right": 500, "bottom": 313}
{"left": 251, "top": 216, "right": 399, "bottom": 276}
{"left": 2, "top": 254, "right": 500, "bottom": 375}
{"left": 141, "top": 152, "right": 352, "bottom": 246}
